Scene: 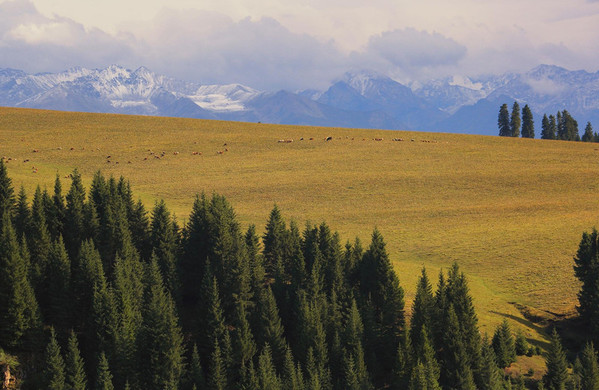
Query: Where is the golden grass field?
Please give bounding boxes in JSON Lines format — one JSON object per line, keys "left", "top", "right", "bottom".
{"left": 2, "top": 106, "right": 598, "bottom": 350}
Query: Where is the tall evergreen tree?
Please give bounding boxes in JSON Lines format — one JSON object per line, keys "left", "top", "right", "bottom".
{"left": 573, "top": 229, "right": 599, "bottom": 343}
{"left": 258, "top": 344, "right": 283, "bottom": 390}
{"left": 580, "top": 342, "right": 599, "bottom": 390}
{"left": 263, "top": 205, "right": 287, "bottom": 278}
{"left": 439, "top": 305, "right": 476, "bottom": 390}
{"left": 511, "top": 101, "right": 521, "bottom": 137}
{"left": 43, "top": 327, "right": 66, "bottom": 390}
{"left": 137, "top": 259, "right": 185, "bottom": 390}
{"left": 187, "top": 344, "right": 206, "bottom": 390}
{"left": 64, "top": 169, "right": 87, "bottom": 259}
{"left": 498, "top": 104, "right": 511, "bottom": 136}
{"left": 95, "top": 352, "right": 114, "bottom": 390}
{"left": 522, "top": 104, "right": 535, "bottom": 138}
{"left": 544, "top": 328, "right": 568, "bottom": 390}
{"left": 541, "top": 114, "right": 555, "bottom": 140}
{"left": 480, "top": 334, "right": 503, "bottom": 390}
{"left": 410, "top": 267, "right": 435, "bottom": 354}
{"left": 0, "top": 160, "right": 14, "bottom": 231}
{"left": 48, "top": 175, "right": 66, "bottom": 241}
{"left": 0, "top": 214, "right": 41, "bottom": 350}
{"left": 65, "top": 331, "right": 87, "bottom": 390}
{"left": 46, "top": 236, "right": 72, "bottom": 333}
{"left": 492, "top": 319, "right": 516, "bottom": 368}
{"left": 583, "top": 122, "right": 595, "bottom": 142}
{"left": 359, "top": 229, "right": 404, "bottom": 384}
{"left": 208, "top": 340, "right": 227, "bottom": 390}
{"left": 14, "top": 186, "right": 30, "bottom": 239}
{"left": 150, "top": 200, "right": 179, "bottom": 296}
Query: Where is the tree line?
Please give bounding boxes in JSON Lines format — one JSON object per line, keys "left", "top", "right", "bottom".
{"left": 0, "top": 159, "right": 598, "bottom": 389}
{"left": 498, "top": 102, "right": 597, "bottom": 142}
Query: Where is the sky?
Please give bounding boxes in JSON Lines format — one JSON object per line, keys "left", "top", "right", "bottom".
{"left": 2, "top": 0, "right": 599, "bottom": 90}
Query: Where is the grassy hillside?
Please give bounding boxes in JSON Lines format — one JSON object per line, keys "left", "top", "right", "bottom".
{"left": 1, "top": 106, "right": 597, "bottom": 346}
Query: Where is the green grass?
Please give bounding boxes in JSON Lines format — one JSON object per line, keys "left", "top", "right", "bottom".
{"left": 2, "top": 106, "right": 597, "bottom": 348}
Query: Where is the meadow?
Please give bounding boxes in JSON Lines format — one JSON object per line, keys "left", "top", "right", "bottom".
{"left": 2, "top": 106, "right": 597, "bottom": 346}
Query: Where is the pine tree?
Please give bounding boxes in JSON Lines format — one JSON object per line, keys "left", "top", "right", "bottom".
{"left": 0, "top": 214, "right": 41, "bottom": 350}
{"left": 498, "top": 104, "right": 511, "bottom": 136}
{"left": 359, "top": 229, "right": 404, "bottom": 384}
{"left": 492, "top": 319, "right": 516, "bottom": 368}
{"left": 573, "top": 229, "right": 599, "bottom": 343}
{"left": 187, "top": 344, "right": 206, "bottom": 390}
{"left": 522, "top": 104, "right": 535, "bottom": 138}
{"left": 257, "top": 285, "right": 287, "bottom": 371}
{"left": 95, "top": 352, "right": 114, "bottom": 390}
{"left": 65, "top": 330, "right": 87, "bottom": 390}
{"left": 579, "top": 342, "right": 599, "bottom": 390}
{"left": 208, "top": 340, "right": 227, "bottom": 390}
{"left": 541, "top": 114, "right": 555, "bottom": 140}
{"left": 137, "top": 259, "right": 185, "bottom": 390}
{"left": 151, "top": 200, "right": 179, "bottom": 296}
{"left": 64, "top": 169, "right": 87, "bottom": 259}
{"left": 233, "top": 301, "right": 257, "bottom": 374}
{"left": 514, "top": 330, "right": 529, "bottom": 356}
{"left": 263, "top": 205, "right": 287, "bottom": 278}
{"left": 258, "top": 344, "right": 283, "bottom": 390}
{"left": 408, "top": 362, "right": 428, "bottom": 390}
{"left": 410, "top": 267, "right": 435, "bottom": 354}
{"left": 47, "top": 236, "right": 72, "bottom": 333}
{"left": 544, "top": 328, "right": 568, "bottom": 390}
{"left": 14, "top": 186, "right": 30, "bottom": 239}
{"left": 43, "top": 327, "right": 66, "bottom": 390}
{"left": 583, "top": 122, "right": 595, "bottom": 142}
{"left": 0, "top": 160, "right": 14, "bottom": 231}
{"left": 440, "top": 305, "right": 476, "bottom": 390}
{"left": 511, "top": 101, "right": 521, "bottom": 137}
{"left": 48, "top": 174, "right": 66, "bottom": 241}
{"left": 480, "top": 334, "right": 503, "bottom": 390}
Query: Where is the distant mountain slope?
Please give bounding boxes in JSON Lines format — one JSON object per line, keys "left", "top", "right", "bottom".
{"left": 1, "top": 64, "right": 599, "bottom": 134}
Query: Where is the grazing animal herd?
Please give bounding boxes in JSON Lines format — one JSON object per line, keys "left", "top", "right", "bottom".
{"left": 0, "top": 133, "right": 439, "bottom": 175}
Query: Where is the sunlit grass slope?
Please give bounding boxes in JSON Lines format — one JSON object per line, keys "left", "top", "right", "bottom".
{"left": 2, "top": 106, "right": 598, "bottom": 344}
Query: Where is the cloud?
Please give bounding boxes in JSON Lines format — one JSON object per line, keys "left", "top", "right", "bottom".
{"left": 366, "top": 28, "right": 467, "bottom": 69}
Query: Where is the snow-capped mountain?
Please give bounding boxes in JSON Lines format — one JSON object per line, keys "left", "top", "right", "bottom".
{"left": 2, "top": 64, "right": 599, "bottom": 135}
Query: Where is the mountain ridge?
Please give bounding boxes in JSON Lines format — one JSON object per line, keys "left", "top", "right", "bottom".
{"left": 1, "top": 64, "right": 599, "bottom": 135}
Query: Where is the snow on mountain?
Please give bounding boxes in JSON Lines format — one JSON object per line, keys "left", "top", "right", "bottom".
{"left": 189, "top": 84, "right": 259, "bottom": 112}
{"left": 2, "top": 64, "right": 599, "bottom": 135}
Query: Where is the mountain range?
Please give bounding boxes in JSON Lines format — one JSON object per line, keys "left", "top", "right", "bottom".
{"left": 1, "top": 64, "right": 598, "bottom": 135}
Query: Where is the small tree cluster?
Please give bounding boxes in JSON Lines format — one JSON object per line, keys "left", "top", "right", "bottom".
{"left": 498, "top": 102, "right": 535, "bottom": 138}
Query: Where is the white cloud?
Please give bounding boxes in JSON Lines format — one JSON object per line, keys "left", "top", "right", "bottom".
{"left": 2, "top": 0, "right": 599, "bottom": 90}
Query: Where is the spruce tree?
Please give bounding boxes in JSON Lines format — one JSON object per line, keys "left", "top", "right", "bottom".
{"left": 580, "top": 342, "right": 599, "bottom": 390}
{"left": 48, "top": 174, "right": 66, "bottom": 241}
{"left": 187, "top": 344, "right": 206, "bottom": 390}
{"left": 410, "top": 267, "right": 435, "bottom": 354}
{"left": 0, "top": 160, "right": 14, "bottom": 231}
{"left": 14, "top": 186, "right": 30, "bottom": 239}
{"left": 0, "top": 214, "right": 41, "bottom": 350}
{"left": 64, "top": 169, "right": 87, "bottom": 259}
{"left": 492, "top": 319, "right": 516, "bottom": 368}
{"left": 544, "top": 328, "right": 568, "bottom": 390}
{"left": 573, "top": 229, "right": 599, "bottom": 343}
{"left": 480, "top": 334, "right": 503, "bottom": 390}
{"left": 257, "top": 285, "right": 287, "bottom": 370}
{"left": 522, "top": 104, "right": 535, "bottom": 138}
{"left": 47, "top": 236, "right": 72, "bottom": 333}
{"left": 583, "top": 122, "right": 595, "bottom": 142}
{"left": 498, "top": 104, "right": 511, "bottom": 136}
{"left": 137, "top": 259, "right": 185, "bottom": 390}
{"left": 95, "top": 352, "right": 114, "bottom": 390}
{"left": 150, "top": 200, "right": 179, "bottom": 296}
{"left": 65, "top": 330, "right": 87, "bottom": 390}
{"left": 258, "top": 344, "right": 283, "bottom": 390}
{"left": 440, "top": 305, "right": 476, "bottom": 390}
{"left": 359, "top": 229, "right": 404, "bottom": 384}
{"left": 541, "top": 114, "right": 554, "bottom": 140}
{"left": 263, "top": 205, "right": 287, "bottom": 278}
{"left": 511, "top": 101, "right": 521, "bottom": 137}
{"left": 208, "top": 340, "right": 227, "bottom": 390}
{"left": 43, "top": 327, "right": 66, "bottom": 390}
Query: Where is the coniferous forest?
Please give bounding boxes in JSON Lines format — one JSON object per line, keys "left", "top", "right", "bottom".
{"left": 1, "top": 159, "right": 599, "bottom": 390}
